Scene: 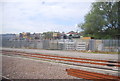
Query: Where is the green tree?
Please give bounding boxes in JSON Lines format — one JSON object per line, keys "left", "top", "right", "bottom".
{"left": 79, "top": 2, "right": 120, "bottom": 39}
{"left": 42, "top": 32, "right": 53, "bottom": 39}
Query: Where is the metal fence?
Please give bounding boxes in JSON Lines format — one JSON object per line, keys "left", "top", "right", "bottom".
{"left": 2, "top": 39, "right": 120, "bottom": 52}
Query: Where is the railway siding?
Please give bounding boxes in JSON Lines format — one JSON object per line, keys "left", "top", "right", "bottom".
{"left": 2, "top": 50, "right": 120, "bottom": 78}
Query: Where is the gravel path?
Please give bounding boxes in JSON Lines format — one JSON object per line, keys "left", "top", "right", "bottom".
{"left": 2, "top": 55, "right": 77, "bottom": 79}
{"left": 2, "top": 47, "right": 119, "bottom": 61}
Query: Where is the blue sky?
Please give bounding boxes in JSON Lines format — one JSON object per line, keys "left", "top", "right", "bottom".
{"left": 1, "top": 0, "right": 95, "bottom": 34}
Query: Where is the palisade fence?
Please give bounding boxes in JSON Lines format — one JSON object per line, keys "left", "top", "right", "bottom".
{"left": 2, "top": 39, "right": 120, "bottom": 52}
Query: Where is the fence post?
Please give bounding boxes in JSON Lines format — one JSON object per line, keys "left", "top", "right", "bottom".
{"left": 88, "top": 39, "right": 95, "bottom": 51}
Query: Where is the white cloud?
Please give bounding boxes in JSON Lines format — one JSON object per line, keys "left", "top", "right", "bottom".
{"left": 1, "top": 0, "right": 119, "bottom": 3}
{"left": 3, "top": 2, "right": 91, "bottom": 20}
{"left": 1, "top": 1, "right": 92, "bottom": 34}
{"left": 3, "top": 21, "right": 77, "bottom": 34}
{"left": 1, "top": 0, "right": 96, "bottom": 2}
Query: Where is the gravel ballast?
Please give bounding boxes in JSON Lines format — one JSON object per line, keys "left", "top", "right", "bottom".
{"left": 2, "top": 47, "right": 119, "bottom": 79}
{"left": 2, "top": 47, "right": 119, "bottom": 61}
{"left": 2, "top": 55, "right": 77, "bottom": 79}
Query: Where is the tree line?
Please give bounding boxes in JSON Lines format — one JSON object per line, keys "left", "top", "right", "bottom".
{"left": 78, "top": 2, "right": 120, "bottom": 39}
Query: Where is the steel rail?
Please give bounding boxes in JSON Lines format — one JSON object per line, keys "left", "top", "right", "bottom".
{"left": 2, "top": 50, "right": 120, "bottom": 67}
{"left": 2, "top": 50, "right": 120, "bottom": 63}
{"left": 66, "top": 68, "right": 120, "bottom": 81}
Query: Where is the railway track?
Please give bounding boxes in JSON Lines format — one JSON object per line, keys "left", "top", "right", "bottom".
{"left": 2, "top": 50, "right": 120, "bottom": 67}
{"left": 1, "top": 50, "right": 120, "bottom": 80}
